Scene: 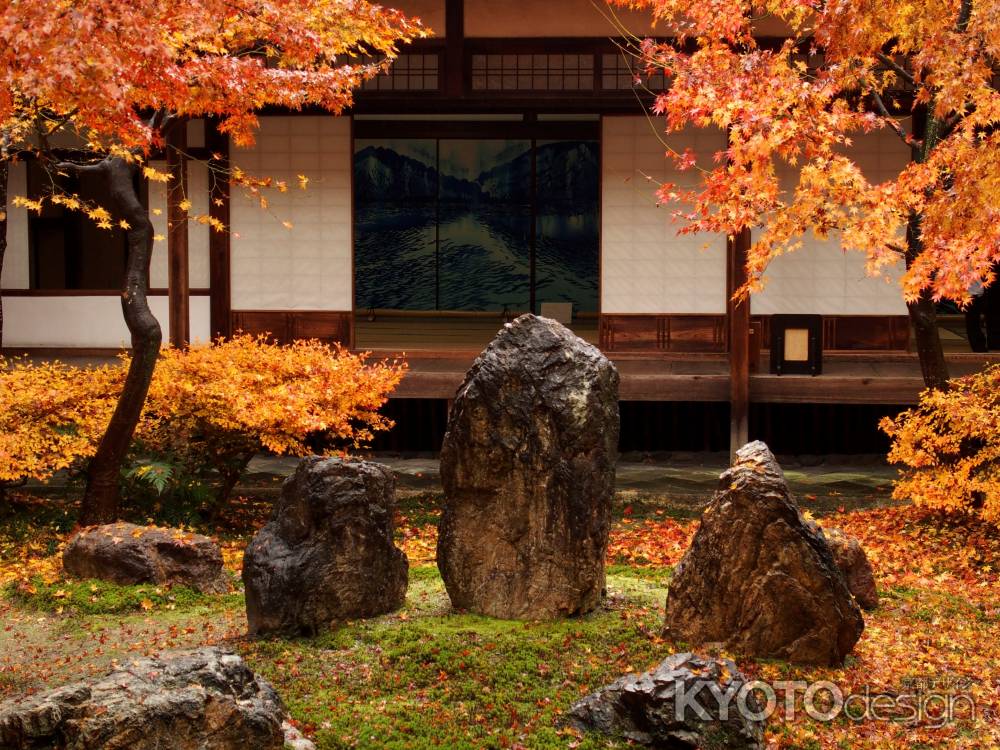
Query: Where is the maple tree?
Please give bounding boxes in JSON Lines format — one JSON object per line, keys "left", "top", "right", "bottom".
{"left": 882, "top": 365, "right": 1000, "bottom": 522}
{"left": 611, "top": 0, "right": 1000, "bottom": 388}
{"left": 0, "top": 0, "right": 426, "bottom": 524}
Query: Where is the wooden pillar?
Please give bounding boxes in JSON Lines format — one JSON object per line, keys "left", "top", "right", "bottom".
{"left": 444, "top": 0, "right": 464, "bottom": 97}
{"left": 728, "top": 227, "right": 752, "bottom": 458}
{"left": 206, "top": 121, "right": 231, "bottom": 340}
{"left": 166, "top": 123, "right": 190, "bottom": 348}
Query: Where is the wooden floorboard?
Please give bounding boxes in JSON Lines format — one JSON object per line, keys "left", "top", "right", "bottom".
{"left": 355, "top": 317, "right": 599, "bottom": 351}
{"left": 7, "top": 320, "right": 999, "bottom": 405}
{"left": 389, "top": 351, "right": 1000, "bottom": 403}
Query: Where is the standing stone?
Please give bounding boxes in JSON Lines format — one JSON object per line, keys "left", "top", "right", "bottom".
{"left": 0, "top": 647, "right": 295, "bottom": 749}
{"left": 824, "top": 528, "right": 879, "bottom": 610}
{"left": 437, "top": 314, "right": 619, "bottom": 619}
{"left": 242, "top": 457, "right": 408, "bottom": 636}
{"left": 562, "top": 652, "right": 765, "bottom": 749}
{"left": 63, "top": 523, "right": 229, "bottom": 594}
{"left": 665, "top": 442, "right": 864, "bottom": 666}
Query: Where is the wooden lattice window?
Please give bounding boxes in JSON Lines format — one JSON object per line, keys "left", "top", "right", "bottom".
{"left": 361, "top": 53, "right": 440, "bottom": 92}
{"left": 470, "top": 54, "right": 595, "bottom": 91}
{"left": 600, "top": 52, "right": 668, "bottom": 91}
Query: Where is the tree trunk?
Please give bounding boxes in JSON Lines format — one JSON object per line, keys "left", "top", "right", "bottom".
{"left": 79, "top": 157, "right": 162, "bottom": 525}
{"left": 906, "top": 211, "right": 950, "bottom": 390}
{"left": 0, "top": 159, "right": 7, "bottom": 349}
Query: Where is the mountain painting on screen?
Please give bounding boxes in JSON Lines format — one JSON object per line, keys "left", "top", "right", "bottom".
{"left": 353, "top": 139, "right": 598, "bottom": 313}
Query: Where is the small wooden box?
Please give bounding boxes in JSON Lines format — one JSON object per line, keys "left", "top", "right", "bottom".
{"left": 770, "top": 314, "right": 823, "bottom": 375}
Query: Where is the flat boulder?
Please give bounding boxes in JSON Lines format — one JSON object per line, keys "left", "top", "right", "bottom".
{"left": 0, "top": 647, "right": 310, "bottom": 750}
{"left": 824, "top": 527, "right": 879, "bottom": 610}
{"left": 437, "top": 314, "right": 619, "bottom": 620}
{"left": 242, "top": 456, "right": 408, "bottom": 636}
{"left": 62, "top": 522, "right": 228, "bottom": 594}
{"left": 665, "top": 441, "right": 864, "bottom": 666}
{"left": 562, "top": 652, "right": 765, "bottom": 749}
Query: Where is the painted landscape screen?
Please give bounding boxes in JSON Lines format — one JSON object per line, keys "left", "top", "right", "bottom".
{"left": 353, "top": 137, "right": 598, "bottom": 313}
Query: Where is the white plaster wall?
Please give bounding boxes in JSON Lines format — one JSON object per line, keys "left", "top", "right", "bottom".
{"left": 3, "top": 295, "right": 211, "bottom": 348}
{"left": 750, "top": 130, "right": 909, "bottom": 315}
{"left": 229, "top": 116, "right": 352, "bottom": 311}
{"left": 149, "top": 160, "right": 211, "bottom": 289}
{"left": 465, "top": 0, "right": 656, "bottom": 37}
{"left": 601, "top": 116, "right": 729, "bottom": 314}
{"left": 2, "top": 161, "right": 29, "bottom": 289}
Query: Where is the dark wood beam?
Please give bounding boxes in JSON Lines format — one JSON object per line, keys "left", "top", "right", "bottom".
{"left": 352, "top": 120, "right": 600, "bottom": 140}
{"left": 205, "top": 121, "right": 231, "bottom": 340}
{"left": 728, "top": 228, "right": 752, "bottom": 456}
{"left": 166, "top": 123, "right": 190, "bottom": 347}
{"left": 444, "top": 0, "right": 464, "bottom": 97}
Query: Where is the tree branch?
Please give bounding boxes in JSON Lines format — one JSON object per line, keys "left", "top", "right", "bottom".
{"left": 885, "top": 241, "right": 908, "bottom": 257}
{"left": 867, "top": 86, "right": 922, "bottom": 154}
{"left": 956, "top": 0, "right": 973, "bottom": 32}
{"left": 53, "top": 157, "right": 110, "bottom": 175}
{"left": 875, "top": 52, "right": 915, "bottom": 86}
{"left": 939, "top": 109, "right": 968, "bottom": 140}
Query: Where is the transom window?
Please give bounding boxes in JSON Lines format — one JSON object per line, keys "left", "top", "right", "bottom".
{"left": 471, "top": 54, "right": 595, "bottom": 91}
{"left": 601, "top": 52, "right": 669, "bottom": 91}
{"left": 361, "top": 53, "right": 440, "bottom": 92}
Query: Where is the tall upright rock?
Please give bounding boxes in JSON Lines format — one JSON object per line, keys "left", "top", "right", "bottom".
{"left": 437, "top": 314, "right": 619, "bottom": 619}
{"left": 665, "top": 441, "right": 864, "bottom": 666}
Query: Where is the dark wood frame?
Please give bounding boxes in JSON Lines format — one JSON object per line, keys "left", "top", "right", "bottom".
{"left": 205, "top": 120, "right": 232, "bottom": 339}
{"left": 770, "top": 314, "right": 823, "bottom": 375}
{"left": 350, "top": 36, "right": 655, "bottom": 114}
{"left": 754, "top": 314, "right": 911, "bottom": 352}
{"left": 231, "top": 310, "right": 353, "bottom": 348}
{"left": 599, "top": 314, "right": 727, "bottom": 353}
{"left": 352, "top": 120, "right": 601, "bottom": 319}
{"left": 166, "top": 122, "right": 190, "bottom": 346}
{"left": 1, "top": 288, "right": 210, "bottom": 296}
{"left": 728, "top": 227, "right": 752, "bottom": 452}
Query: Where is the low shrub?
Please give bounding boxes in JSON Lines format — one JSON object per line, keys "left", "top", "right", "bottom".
{"left": 0, "top": 337, "right": 406, "bottom": 510}
{"left": 881, "top": 365, "right": 1000, "bottom": 522}
{"left": 136, "top": 335, "right": 406, "bottom": 507}
{"left": 0, "top": 359, "right": 121, "bottom": 485}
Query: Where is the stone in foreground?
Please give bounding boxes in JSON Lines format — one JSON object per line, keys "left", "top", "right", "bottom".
{"left": 438, "top": 313, "right": 620, "bottom": 620}
{"left": 62, "top": 522, "right": 228, "bottom": 594}
{"left": 243, "top": 456, "right": 408, "bottom": 636}
{"left": 666, "top": 441, "right": 864, "bottom": 666}
{"left": 824, "top": 527, "right": 879, "bottom": 610}
{"left": 0, "top": 647, "right": 310, "bottom": 750}
{"left": 562, "top": 652, "right": 764, "bottom": 749}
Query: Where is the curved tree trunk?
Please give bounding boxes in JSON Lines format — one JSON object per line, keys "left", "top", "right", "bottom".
{"left": 906, "top": 211, "right": 950, "bottom": 390}
{"left": 79, "top": 157, "right": 162, "bottom": 525}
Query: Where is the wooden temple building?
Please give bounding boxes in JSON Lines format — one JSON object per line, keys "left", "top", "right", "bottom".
{"left": 3, "top": 0, "right": 997, "bottom": 453}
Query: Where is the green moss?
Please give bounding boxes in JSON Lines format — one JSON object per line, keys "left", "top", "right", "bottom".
{"left": 407, "top": 564, "right": 440, "bottom": 582}
{"left": 240, "top": 572, "right": 670, "bottom": 749}
{"left": 395, "top": 493, "right": 443, "bottom": 528}
{"left": 606, "top": 563, "right": 672, "bottom": 584}
{"left": 4, "top": 576, "right": 242, "bottom": 616}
